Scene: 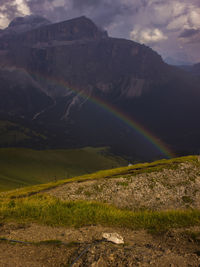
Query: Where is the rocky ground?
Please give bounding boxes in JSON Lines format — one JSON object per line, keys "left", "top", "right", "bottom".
{"left": 1, "top": 223, "right": 200, "bottom": 266}
{"left": 48, "top": 162, "right": 200, "bottom": 211}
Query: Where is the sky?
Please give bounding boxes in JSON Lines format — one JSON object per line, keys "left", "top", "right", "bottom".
{"left": 0, "top": 0, "right": 200, "bottom": 64}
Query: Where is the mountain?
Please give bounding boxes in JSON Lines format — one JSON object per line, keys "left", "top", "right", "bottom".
{"left": 0, "top": 67, "right": 52, "bottom": 117}
{"left": 191, "top": 63, "right": 200, "bottom": 75}
{"left": 164, "top": 56, "right": 193, "bottom": 66}
{"left": 1, "top": 15, "right": 51, "bottom": 35}
{"left": 0, "top": 15, "right": 200, "bottom": 160}
{"left": 179, "top": 62, "right": 200, "bottom": 75}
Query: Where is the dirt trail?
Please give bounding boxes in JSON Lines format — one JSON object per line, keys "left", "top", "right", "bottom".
{"left": 1, "top": 223, "right": 200, "bottom": 266}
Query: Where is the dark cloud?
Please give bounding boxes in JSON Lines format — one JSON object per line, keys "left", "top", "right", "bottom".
{"left": 72, "top": 0, "right": 102, "bottom": 10}
{"left": 26, "top": 0, "right": 139, "bottom": 28}
{"left": 179, "top": 28, "right": 200, "bottom": 45}
{"left": 179, "top": 28, "right": 200, "bottom": 38}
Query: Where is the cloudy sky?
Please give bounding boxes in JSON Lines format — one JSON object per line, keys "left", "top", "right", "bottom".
{"left": 0, "top": 0, "right": 200, "bottom": 64}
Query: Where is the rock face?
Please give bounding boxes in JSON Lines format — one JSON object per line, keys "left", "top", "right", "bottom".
{"left": 0, "top": 16, "right": 200, "bottom": 159}
{"left": 0, "top": 16, "right": 107, "bottom": 48}
{"left": 0, "top": 68, "right": 52, "bottom": 117}
{"left": 12, "top": 37, "right": 164, "bottom": 98}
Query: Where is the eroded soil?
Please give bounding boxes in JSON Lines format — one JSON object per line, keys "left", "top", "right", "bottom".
{"left": 1, "top": 223, "right": 200, "bottom": 266}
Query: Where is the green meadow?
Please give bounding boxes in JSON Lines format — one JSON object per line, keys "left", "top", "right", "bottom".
{"left": 0, "top": 147, "right": 127, "bottom": 191}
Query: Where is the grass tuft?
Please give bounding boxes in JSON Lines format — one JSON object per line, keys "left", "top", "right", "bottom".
{"left": 1, "top": 195, "right": 200, "bottom": 233}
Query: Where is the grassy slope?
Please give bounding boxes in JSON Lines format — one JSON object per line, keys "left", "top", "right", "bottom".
{"left": 3, "top": 154, "right": 197, "bottom": 199}
{"left": 0, "top": 120, "right": 46, "bottom": 145}
{"left": 1, "top": 155, "right": 200, "bottom": 233}
{"left": 0, "top": 147, "right": 127, "bottom": 191}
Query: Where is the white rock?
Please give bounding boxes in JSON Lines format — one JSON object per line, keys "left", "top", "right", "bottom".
{"left": 102, "top": 232, "right": 124, "bottom": 244}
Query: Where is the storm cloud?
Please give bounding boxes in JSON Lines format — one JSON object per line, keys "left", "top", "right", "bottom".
{"left": 179, "top": 29, "right": 200, "bottom": 38}
{"left": 179, "top": 28, "right": 200, "bottom": 46}
{"left": 0, "top": 0, "right": 200, "bottom": 63}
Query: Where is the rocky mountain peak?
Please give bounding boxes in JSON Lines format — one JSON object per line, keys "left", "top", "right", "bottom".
{"left": 0, "top": 15, "right": 108, "bottom": 47}
{"left": 4, "top": 15, "right": 51, "bottom": 35}
{"left": 8, "top": 15, "right": 51, "bottom": 28}
{"left": 31, "top": 15, "right": 109, "bottom": 42}
{"left": 55, "top": 16, "right": 108, "bottom": 39}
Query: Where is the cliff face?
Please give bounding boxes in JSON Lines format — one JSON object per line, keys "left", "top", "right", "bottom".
{"left": 10, "top": 37, "right": 165, "bottom": 98}
{"left": 1, "top": 15, "right": 166, "bottom": 100}
{"left": 0, "top": 16, "right": 199, "bottom": 158}
{"left": 0, "top": 68, "right": 52, "bottom": 117}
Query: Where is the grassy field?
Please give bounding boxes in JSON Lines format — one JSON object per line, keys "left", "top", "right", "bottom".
{"left": 0, "top": 147, "right": 127, "bottom": 191}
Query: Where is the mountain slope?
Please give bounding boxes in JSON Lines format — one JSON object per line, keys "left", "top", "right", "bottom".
{"left": 0, "top": 16, "right": 199, "bottom": 159}
{"left": 0, "top": 68, "right": 52, "bottom": 117}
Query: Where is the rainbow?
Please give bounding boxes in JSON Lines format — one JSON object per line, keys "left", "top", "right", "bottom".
{"left": 90, "top": 101, "right": 174, "bottom": 159}
{"left": 11, "top": 67, "right": 174, "bottom": 158}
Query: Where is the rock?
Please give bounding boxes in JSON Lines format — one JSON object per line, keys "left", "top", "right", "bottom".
{"left": 102, "top": 232, "right": 124, "bottom": 244}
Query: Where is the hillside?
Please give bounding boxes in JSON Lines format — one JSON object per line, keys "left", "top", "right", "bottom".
{"left": 0, "top": 119, "right": 48, "bottom": 147}
{"left": 0, "top": 147, "right": 126, "bottom": 191}
{"left": 1, "top": 156, "right": 200, "bottom": 266}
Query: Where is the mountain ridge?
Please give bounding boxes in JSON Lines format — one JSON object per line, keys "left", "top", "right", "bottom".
{"left": 0, "top": 16, "right": 199, "bottom": 159}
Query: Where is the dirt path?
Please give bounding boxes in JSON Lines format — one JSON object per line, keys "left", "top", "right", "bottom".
{"left": 1, "top": 223, "right": 200, "bottom": 266}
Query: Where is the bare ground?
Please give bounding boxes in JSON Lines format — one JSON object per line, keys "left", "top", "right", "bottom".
{"left": 1, "top": 223, "right": 200, "bottom": 266}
